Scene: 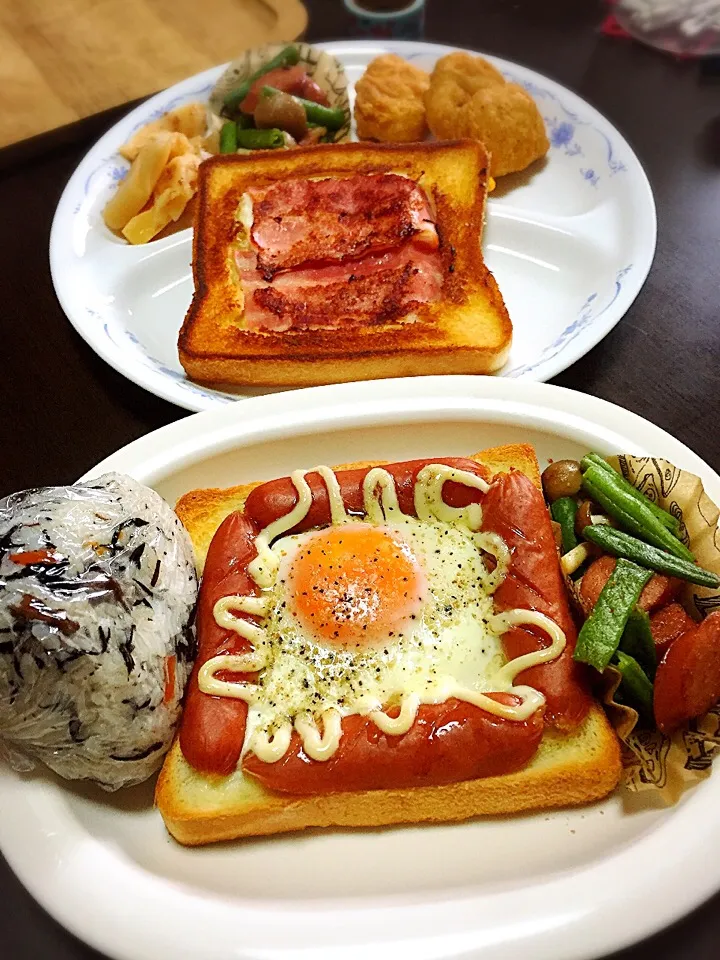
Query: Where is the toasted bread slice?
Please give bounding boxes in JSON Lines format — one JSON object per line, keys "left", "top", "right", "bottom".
{"left": 178, "top": 141, "right": 512, "bottom": 388}
{"left": 158, "top": 444, "right": 622, "bottom": 844}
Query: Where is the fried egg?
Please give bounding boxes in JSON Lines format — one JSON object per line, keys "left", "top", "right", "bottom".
{"left": 243, "top": 516, "right": 506, "bottom": 745}
{"left": 197, "top": 462, "right": 569, "bottom": 765}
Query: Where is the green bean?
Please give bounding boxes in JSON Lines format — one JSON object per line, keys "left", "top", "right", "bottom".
{"left": 580, "top": 454, "right": 680, "bottom": 535}
{"left": 219, "top": 121, "right": 237, "bottom": 154}
{"left": 620, "top": 607, "right": 657, "bottom": 680}
{"left": 236, "top": 128, "right": 286, "bottom": 149}
{"left": 551, "top": 497, "right": 578, "bottom": 554}
{"left": 614, "top": 650, "right": 655, "bottom": 723}
{"left": 583, "top": 524, "right": 719, "bottom": 588}
{"left": 582, "top": 466, "right": 694, "bottom": 562}
{"left": 223, "top": 46, "right": 300, "bottom": 111}
{"left": 574, "top": 559, "right": 653, "bottom": 671}
{"left": 261, "top": 86, "right": 346, "bottom": 130}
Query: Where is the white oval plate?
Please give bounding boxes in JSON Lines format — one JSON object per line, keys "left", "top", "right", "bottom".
{"left": 50, "top": 40, "right": 656, "bottom": 412}
{"left": 1, "top": 376, "right": 719, "bottom": 960}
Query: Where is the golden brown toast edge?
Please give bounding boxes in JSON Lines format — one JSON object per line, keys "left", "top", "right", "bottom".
{"left": 178, "top": 141, "right": 512, "bottom": 386}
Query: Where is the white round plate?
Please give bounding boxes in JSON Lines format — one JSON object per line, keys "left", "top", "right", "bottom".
{"left": 1, "top": 376, "right": 719, "bottom": 960}
{"left": 50, "top": 40, "right": 656, "bottom": 412}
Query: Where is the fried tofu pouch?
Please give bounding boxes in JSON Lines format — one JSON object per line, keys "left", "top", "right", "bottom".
{"left": 425, "top": 52, "right": 549, "bottom": 178}
{"left": 355, "top": 54, "right": 430, "bottom": 143}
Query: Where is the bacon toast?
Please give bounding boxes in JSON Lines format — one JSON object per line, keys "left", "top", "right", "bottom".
{"left": 178, "top": 141, "right": 512, "bottom": 388}
{"left": 156, "top": 444, "right": 621, "bottom": 845}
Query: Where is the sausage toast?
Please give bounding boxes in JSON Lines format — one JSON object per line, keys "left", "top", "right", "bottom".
{"left": 156, "top": 444, "right": 622, "bottom": 844}
{"left": 178, "top": 141, "right": 512, "bottom": 388}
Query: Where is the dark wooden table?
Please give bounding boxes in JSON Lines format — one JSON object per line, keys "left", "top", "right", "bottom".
{"left": 2, "top": 0, "right": 719, "bottom": 958}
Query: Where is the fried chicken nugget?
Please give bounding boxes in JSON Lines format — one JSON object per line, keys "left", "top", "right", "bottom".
{"left": 428, "top": 52, "right": 504, "bottom": 109}
{"left": 355, "top": 54, "right": 430, "bottom": 143}
{"left": 462, "top": 83, "right": 550, "bottom": 178}
{"left": 425, "top": 52, "right": 549, "bottom": 177}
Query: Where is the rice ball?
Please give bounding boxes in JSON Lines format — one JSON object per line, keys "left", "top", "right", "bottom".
{"left": 0, "top": 473, "right": 197, "bottom": 790}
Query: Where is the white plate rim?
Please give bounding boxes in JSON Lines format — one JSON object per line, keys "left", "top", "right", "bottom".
{"left": 49, "top": 39, "right": 657, "bottom": 412}
{"left": 2, "top": 375, "right": 719, "bottom": 960}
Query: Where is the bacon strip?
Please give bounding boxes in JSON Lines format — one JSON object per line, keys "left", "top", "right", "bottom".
{"left": 248, "top": 173, "right": 439, "bottom": 278}
{"left": 237, "top": 240, "right": 443, "bottom": 331}
{"left": 235, "top": 172, "right": 445, "bottom": 333}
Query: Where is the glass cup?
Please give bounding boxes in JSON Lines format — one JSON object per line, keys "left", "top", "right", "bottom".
{"left": 343, "top": 0, "right": 426, "bottom": 40}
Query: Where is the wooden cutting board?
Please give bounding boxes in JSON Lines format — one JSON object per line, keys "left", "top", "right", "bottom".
{"left": 0, "top": 0, "right": 308, "bottom": 148}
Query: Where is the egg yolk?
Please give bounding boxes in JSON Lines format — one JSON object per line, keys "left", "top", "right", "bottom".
{"left": 286, "top": 524, "right": 427, "bottom": 647}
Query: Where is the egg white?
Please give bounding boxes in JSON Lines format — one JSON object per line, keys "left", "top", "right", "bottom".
{"left": 243, "top": 516, "right": 508, "bottom": 744}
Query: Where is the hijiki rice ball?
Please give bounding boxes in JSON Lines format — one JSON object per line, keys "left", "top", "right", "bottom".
{"left": 0, "top": 473, "right": 198, "bottom": 790}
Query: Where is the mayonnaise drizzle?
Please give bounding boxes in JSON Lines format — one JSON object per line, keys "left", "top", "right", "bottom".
{"left": 294, "top": 709, "right": 343, "bottom": 761}
{"left": 473, "top": 530, "right": 511, "bottom": 594}
{"left": 250, "top": 721, "right": 293, "bottom": 763}
{"left": 370, "top": 693, "right": 420, "bottom": 735}
{"left": 213, "top": 594, "right": 271, "bottom": 645}
{"left": 412, "top": 465, "right": 509, "bottom": 591}
{"left": 197, "top": 656, "right": 260, "bottom": 700}
{"left": 489, "top": 610, "right": 567, "bottom": 685}
{"left": 363, "top": 467, "right": 402, "bottom": 523}
{"left": 414, "top": 464, "right": 490, "bottom": 525}
{"left": 198, "top": 463, "right": 568, "bottom": 766}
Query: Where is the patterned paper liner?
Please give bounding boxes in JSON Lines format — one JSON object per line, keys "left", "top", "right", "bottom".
{"left": 208, "top": 43, "right": 351, "bottom": 144}
{"left": 597, "top": 456, "right": 720, "bottom": 803}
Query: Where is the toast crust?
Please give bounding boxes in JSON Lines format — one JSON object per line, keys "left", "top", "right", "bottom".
{"left": 178, "top": 141, "right": 512, "bottom": 387}
{"left": 159, "top": 444, "right": 622, "bottom": 843}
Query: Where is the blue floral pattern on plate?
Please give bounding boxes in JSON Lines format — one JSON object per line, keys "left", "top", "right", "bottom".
{"left": 505, "top": 265, "right": 634, "bottom": 379}
{"left": 503, "top": 72, "right": 627, "bottom": 188}
{"left": 512, "top": 74, "right": 628, "bottom": 178}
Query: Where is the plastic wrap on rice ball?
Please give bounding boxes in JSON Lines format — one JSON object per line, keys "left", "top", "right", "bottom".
{"left": 0, "top": 473, "right": 198, "bottom": 790}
